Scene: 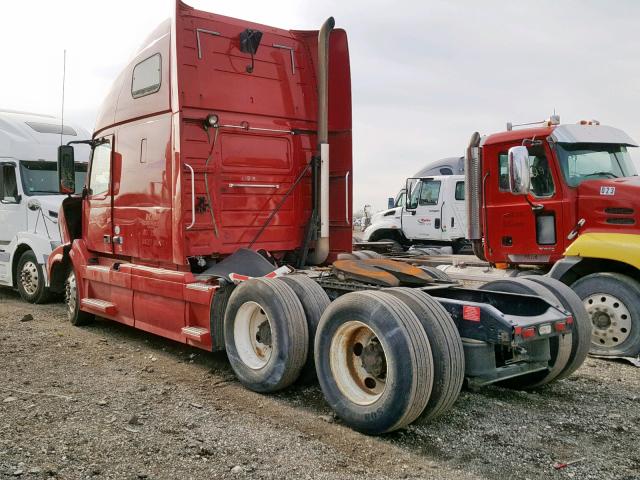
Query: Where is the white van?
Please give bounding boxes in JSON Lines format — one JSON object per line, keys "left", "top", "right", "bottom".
{"left": 363, "top": 175, "right": 468, "bottom": 252}
{"left": 0, "top": 110, "right": 89, "bottom": 302}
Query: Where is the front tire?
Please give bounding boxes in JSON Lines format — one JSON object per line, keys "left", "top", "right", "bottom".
{"left": 571, "top": 273, "right": 640, "bottom": 357}
{"left": 378, "top": 238, "right": 404, "bottom": 254}
{"left": 16, "top": 250, "right": 50, "bottom": 304}
{"left": 65, "top": 269, "right": 94, "bottom": 326}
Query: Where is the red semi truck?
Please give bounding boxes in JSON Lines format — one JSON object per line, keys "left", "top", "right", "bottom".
{"left": 49, "top": 2, "right": 590, "bottom": 434}
{"left": 463, "top": 118, "right": 640, "bottom": 357}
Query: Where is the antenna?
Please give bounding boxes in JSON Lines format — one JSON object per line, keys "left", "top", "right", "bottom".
{"left": 60, "top": 49, "right": 66, "bottom": 146}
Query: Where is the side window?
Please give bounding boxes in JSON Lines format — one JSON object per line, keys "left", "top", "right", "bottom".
{"left": 132, "top": 53, "right": 162, "bottom": 99}
{"left": 0, "top": 165, "right": 19, "bottom": 202}
{"left": 498, "top": 152, "right": 509, "bottom": 191}
{"left": 455, "top": 181, "right": 465, "bottom": 201}
{"left": 528, "top": 148, "right": 555, "bottom": 198}
{"left": 419, "top": 180, "right": 441, "bottom": 206}
{"left": 407, "top": 180, "right": 422, "bottom": 209}
{"left": 89, "top": 140, "right": 112, "bottom": 196}
{"left": 395, "top": 191, "right": 405, "bottom": 207}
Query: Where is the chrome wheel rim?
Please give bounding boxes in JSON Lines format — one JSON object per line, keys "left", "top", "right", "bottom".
{"left": 65, "top": 271, "right": 77, "bottom": 317}
{"left": 20, "top": 261, "right": 39, "bottom": 296}
{"left": 330, "top": 320, "right": 388, "bottom": 406}
{"left": 585, "top": 293, "right": 632, "bottom": 347}
{"left": 234, "top": 301, "right": 273, "bottom": 370}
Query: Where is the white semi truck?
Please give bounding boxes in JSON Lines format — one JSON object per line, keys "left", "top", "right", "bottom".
{"left": 0, "top": 110, "right": 89, "bottom": 302}
{"left": 362, "top": 157, "right": 468, "bottom": 252}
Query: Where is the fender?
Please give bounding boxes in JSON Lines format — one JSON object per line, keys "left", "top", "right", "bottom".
{"left": 362, "top": 208, "right": 402, "bottom": 241}
{"left": 47, "top": 243, "right": 70, "bottom": 294}
{"left": 563, "top": 232, "right": 640, "bottom": 270}
{"left": 3, "top": 234, "right": 59, "bottom": 288}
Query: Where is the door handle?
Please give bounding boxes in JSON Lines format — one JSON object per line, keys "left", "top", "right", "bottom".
{"left": 345, "top": 172, "right": 350, "bottom": 225}
{"left": 185, "top": 163, "right": 196, "bottom": 230}
{"left": 103, "top": 235, "right": 111, "bottom": 244}
{"left": 113, "top": 236, "right": 124, "bottom": 245}
{"left": 228, "top": 183, "right": 280, "bottom": 189}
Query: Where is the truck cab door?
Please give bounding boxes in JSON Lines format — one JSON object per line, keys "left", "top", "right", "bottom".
{"left": 449, "top": 179, "right": 467, "bottom": 239}
{"left": 0, "top": 162, "right": 23, "bottom": 283}
{"left": 0, "top": 162, "right": 24, "bottom": 240}
{"left": 486, "top": 142, "right": 565, "bottom": 263}
{"left": 402, "top": 177, "right": 443, "bottom": 240}
{"left": 83, "top": 136, "right": 114, "bottom": 254}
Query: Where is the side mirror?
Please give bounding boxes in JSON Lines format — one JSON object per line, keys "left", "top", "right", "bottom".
{"left": 58, "top": 145, "right": 76, "bottom": 194}
{"left": 507, "top": 146, "right": 530, "bottom": 195}
{"left": 387, "top": 197, "right": 395, "bottom": 209}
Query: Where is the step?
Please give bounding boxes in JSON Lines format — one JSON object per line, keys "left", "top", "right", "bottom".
{"left": 181, "top": 326, "right": 210, "bottom": 342}
{"left": 81, "top": 298, "right": 118, "bottom": 315}
{"left": 185, "top": 282, "right": 217, "bottom": 292}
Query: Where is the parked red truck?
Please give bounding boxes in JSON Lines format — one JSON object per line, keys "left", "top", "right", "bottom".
{"left": 49, "top": 1, "right": 590, "bottom": 434}
{"left": 464, "top": 117, "right": 640, "bottom": 357}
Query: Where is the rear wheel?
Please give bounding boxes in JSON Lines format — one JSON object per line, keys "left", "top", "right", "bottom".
{"left": 16, "top": 250, "right": 50, "bottom": 304}
{"left": 523, "top": 276, "right": 591, "bottom": 379}
{"left": 479, "top": 278, "right": 571, "bottom": 388}
{"left": 224, "top": 278, "right": 308, "bottom": 393}
{"left": 385, "top": 288, "right": 464, "bottom": 420}
{"left": 210, "top": 282, "right": 236, "bottom": 351}
{"left": 65, "top": 269, "right": 94, "bottom": 326}
{"left": 571, "top": 273, "right": 640, "bottom": 357}
{"left": 279, "top": 275, "right": 330, "bottom": 383}
{"left": 315, "top": 290, "right": 433, "bottom": 434}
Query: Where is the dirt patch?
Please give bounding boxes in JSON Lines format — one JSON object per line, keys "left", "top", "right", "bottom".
{"left": 1, "top": 287, "right": 638, "bottom": 480}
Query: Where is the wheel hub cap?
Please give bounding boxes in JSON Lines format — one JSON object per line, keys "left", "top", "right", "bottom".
{"left": 585, "top": 293, "right": 632, "bottom": 348}
{"left": 20, "top": 261, "right": 39, "bottom": 296}
{"left": 65, "top": 272, "right": 77, "bottom": 316}
{"left": 330, "top": 320, "right": 388, "bottom": 406}
{"left": 234, "top": 302, "right": 273, "bottom": 370}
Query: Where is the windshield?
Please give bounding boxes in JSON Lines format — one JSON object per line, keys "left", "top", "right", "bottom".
{"left": 555, "top": 143, "right": 637, "bottom": 187}
{"left": 19, "top": 161, "right": 87, "bottom": 195}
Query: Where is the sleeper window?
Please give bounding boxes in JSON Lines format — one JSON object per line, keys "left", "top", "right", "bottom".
{"left": 132, "top": 53, "right": 162, "bottom": 98}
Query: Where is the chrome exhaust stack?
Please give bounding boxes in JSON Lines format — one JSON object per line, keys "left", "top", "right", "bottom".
{"left": 307, "top": 17, "right": 335, "bottom": 265}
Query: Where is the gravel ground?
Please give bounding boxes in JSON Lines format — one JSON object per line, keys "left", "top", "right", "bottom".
{"left": 1, "top": 287, "right": 639, "bottom": 480}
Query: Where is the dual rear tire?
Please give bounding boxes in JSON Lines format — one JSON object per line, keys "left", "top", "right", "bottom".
{"left": 224, "top": 278, "right": 465, "bottom": 434}
{"left": 479, "top": 276, "right": 591, "bottom": 388}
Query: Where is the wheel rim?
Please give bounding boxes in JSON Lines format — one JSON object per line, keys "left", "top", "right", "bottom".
{"left": 20, "top": 261, "right": 39, "bottom": 296}
{"left": 330, "top": 320, "right": 388, "bottom": 406}
{"left": 585, "top": 293, "right": 632, "bottom": 347}
{"left": 65, "top": 271, "right": 77, "bottom": 317}
{"left": 234, "top": 301, "right": 273, "bottom": 370}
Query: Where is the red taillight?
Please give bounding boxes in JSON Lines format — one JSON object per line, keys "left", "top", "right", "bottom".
{"left": 566, "top": 316, "right": 574, "bottom": 325}
{"left": 514, "top": 326, "right": 522, "bottom": 336}
{"left": 555, "top": 321, "right": 566, "bottom": 332}
{"left": 463, "top": 305, "right": 481, "bottom": 322}
{"left": 521, "top": 327, "right": 536, "bottom": 339}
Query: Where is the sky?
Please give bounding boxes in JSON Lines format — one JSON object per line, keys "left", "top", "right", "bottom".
{"left": 1, "top": 0, "right": 639, "bottom": 211}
